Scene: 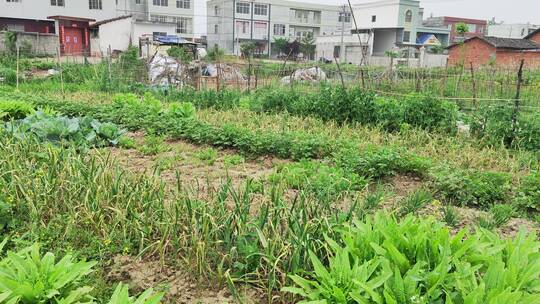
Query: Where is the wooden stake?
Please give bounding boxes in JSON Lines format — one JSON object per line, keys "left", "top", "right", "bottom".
{"left": 470, "top": 62, "right": 477, "bottom": 108}
{"left": 16, "top": 46, "right": 20, "bottom": 91}
{"left": 334, "top": 56, "right": 345, "bottom": 88}
{"left": 511, "top": 59, "right": 525, "bottom": 145}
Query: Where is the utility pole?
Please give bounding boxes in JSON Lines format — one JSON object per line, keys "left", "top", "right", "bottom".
{"left": 339, "top": 4, "right": 348, "bottom": 63}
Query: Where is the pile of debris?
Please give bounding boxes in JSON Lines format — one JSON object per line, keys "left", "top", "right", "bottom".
{"left": 148, "top": 54, "right": 200, "bottom": 87}
{"left": 202, "top": 63, "right": 246, "bottom": 82}
{"left": 281, "top": 67, "right": 327, "bottom": 84}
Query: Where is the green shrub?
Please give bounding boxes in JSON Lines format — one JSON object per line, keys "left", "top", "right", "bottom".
{"left": 0, "top": 68, "right": 17, "bottom": 85}
{"left": 270, "top": 160, "right": 369, "bottom": 199}
{"left": 430, "top": 166, "right": 511, "bottom": 208}
{"left": 166, "top": 46, "right": 193, "bottom": 63}
{"left": 514, "top": 171, "right": 540, "bottom": 212}
{"left": 0, "top": 100, "right": 34, "bottom": 121}
{"left": 334, "top": 146, "right": 429, "bottom": 178}
{"left": 284, "top": 213, "right": 540, "bottom": 303}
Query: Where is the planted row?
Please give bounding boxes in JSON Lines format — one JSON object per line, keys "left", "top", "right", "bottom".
{"left": 5, "top": 91, "right": 539, "bottom": 213}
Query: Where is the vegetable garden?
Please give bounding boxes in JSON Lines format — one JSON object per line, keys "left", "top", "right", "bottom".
{"left": 0, "top": 53, "right": 539, "bottom": 303}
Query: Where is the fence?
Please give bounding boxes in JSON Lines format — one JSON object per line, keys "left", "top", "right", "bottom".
{"left": 3, "top": 48, "right": 539, "bottom": 113}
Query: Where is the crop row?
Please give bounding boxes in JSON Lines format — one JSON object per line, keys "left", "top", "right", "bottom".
{"left": 2, "top": 91, "right": 539, "bottom": 214}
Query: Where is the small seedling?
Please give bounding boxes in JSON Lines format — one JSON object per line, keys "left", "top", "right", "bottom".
{"left": 224, "top": 154, "right": 245, "bottom": 167}
{"left": 194, "top": 148, "right": 218, "bottom": 165}
{"left": 118, "top": 136, "right": 136, "bottom": 149}
{"left": 399, "top": 189, "right": 432, "bottom": 216}
{"left": 442, "top": 205, "right": 459, "bottom": 227}
{"left": 138, "top": 135, "right": 170, "bottom": 156}
{"left": 490, "top": 204, "right": 514, "bottom": 227}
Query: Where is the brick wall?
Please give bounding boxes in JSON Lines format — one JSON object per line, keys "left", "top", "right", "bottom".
{"left": 448, "top": 37, "right": 540, "bottom": 68}
{"left": 448, "top": 38, "right": 495, "bottom": 67}
{"left": 496, "top": 50, "right": 540, "bottom": 68}
{"left": 528, "top": 31, "right": 540, "bottom": 44}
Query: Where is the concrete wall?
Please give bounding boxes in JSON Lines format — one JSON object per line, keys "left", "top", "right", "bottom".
{"left": 0, "top": 0, "right": 118, "bottom": 22}
{"left": 0, "top": 31, "right": 59, "bottom": 56}
{"left": 352, "top": 0, "right": 401, "bottom": 29}
{"left": 372, "top": 29, "right": 397, "bottom": 55}
{"left": 97, "top": 17, "right": 133, "bottom": 54}
{"left": 488, "top": 24, "right": 540, "bottom": 39}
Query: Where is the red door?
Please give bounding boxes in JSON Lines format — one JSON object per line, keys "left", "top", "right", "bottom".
{"left": 64, "top": 28, "right": 83, "bottom": 55}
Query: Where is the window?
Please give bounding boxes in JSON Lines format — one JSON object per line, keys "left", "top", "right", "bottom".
{"left": 153, "top": 0, "right": 167, "bottom": 6}
{"left": 467, "top": 24, "right": 476, "bottom": 33}
{"left": 150, "top": 14, "right": 167, "bottom": 22}
{"left": 135, "top": 0, "right": 140, "bottom": 4}
{"left": 338, "top": 12, "right": 351, "bottom": 23}
{"left": 403, "top": 30, "right": 410, "bottom": 42}
{"left": 174, "top": 17, "right": 191, "bottom": 34}
{"left": 371, "top": 15, "right": 376, "bottom": 22}
{"left": 236, "top": 20, "right": 249, "bottom": 34}
{"left": 89, "top": 0, "right": 102, "bottom": 9}
{"left": 333, "top": 45, "right": 340, "bottom": 58}
{"left": 176, "top": 0, "right": 189, "bottom": 9}
{"left": 214, "top": 5, "right": 219, "bottom": 15}
{"left": 273, "top": 24, "right": 285, "bottom": 35}
{"left": 254, "top": 4, "right": 268, "bottom": 16}
{"left": 214, "top": 24, "right": 218, "bottom": 34}
{"left": 405, "top": 10, "right": 412, "bottom": 23}
{"left": 254, "top": 21, "right": 267, "bottom": 36}
{"left": 236, "top": 2, "right": 250, "bottom": 14}
{"left": 294, "top": 10, "right": 309, "bottom": 23}
{"left": 51, "top": 0, "right": 64, "bottom": 6}
{"left": 6, "top": 0, "right": 21, "bottom": 2}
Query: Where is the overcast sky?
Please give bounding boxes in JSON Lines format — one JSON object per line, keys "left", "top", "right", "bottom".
{"left": 194, "top": 0, "right": 540, "bottom": 36}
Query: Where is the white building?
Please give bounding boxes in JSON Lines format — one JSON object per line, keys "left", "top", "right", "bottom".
{"left": 206, "top": 0, "right": 351, "bottom": 57}
{"left": 0, "top": 0, "right": 194, "bottom": 55}
{"left": 488, "top": 23, "right": 540, "bottom": 39}
{"left": 315, "top": 0, "right": 450, "bottom": 66}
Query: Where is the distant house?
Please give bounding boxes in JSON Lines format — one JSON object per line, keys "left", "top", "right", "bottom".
{"left": 488, "top": 23, "right": 540, "bottom": 39}
{"left": 447, "top": 35, "right": 540, "bottom": 68}
{"left": 423, "top": 16, "right": 487, "bottom": 44}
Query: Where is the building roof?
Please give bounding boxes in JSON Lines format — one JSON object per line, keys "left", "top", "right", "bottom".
{"left": 90, "top": 15, "right": 132, "bottom": 28}
{"left": 525, "top": 28, "right": 540, "bottom": 40}
{"left": 448, "top": 36, "right": 540, "bottom": 50}
{"left": 47, "top": 15, "right": 96, "bottom": 22}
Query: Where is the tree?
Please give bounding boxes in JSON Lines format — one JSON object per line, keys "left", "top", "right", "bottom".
{"left": 430, "top": 45, "right": 445, "bottom": 54}
{"left": 167, "top": 46, "right": 193, "bottom": 63}
{"left": 456, "top": 23, "right": 469, "bottom": 38}
{"left": 4, "top": 31, "right": 17, "bottom": 56}
{"left": 240, "top": 42, "right": 257, "bottom": 58}
{"left": 300, "top": 33, "right": 316, "bottom": 60}
{"left": 273, "top": 37, "right": 288, "bottom": 57}
{"left": 206, "top": 45, "right": 225, "bottom": 61}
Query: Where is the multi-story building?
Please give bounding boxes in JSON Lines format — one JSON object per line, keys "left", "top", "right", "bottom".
{"left": 423, "top": 16, "right": 487, "bottom": 44}
{"left": 0, "top": 0, "right": 194, "bottom": 55}
{"left": 488, "top": 23, "right": 540, "bottom": 39}
{"left": 206, "top": 0, "right": 351, "bottom": 56}
{"left": 350, "top": 0, "right": 450, "bottom": 56}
